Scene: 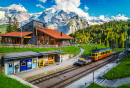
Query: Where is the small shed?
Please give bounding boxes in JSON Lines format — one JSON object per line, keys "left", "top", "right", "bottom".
{"left": 1, "top": 50, "right": 65, "bottom": 75}
{"left": 111, "top": 45, "right": 118, "bottom": 49}
{"left": 1, "top": 51, "right": 40, "bottom": 75}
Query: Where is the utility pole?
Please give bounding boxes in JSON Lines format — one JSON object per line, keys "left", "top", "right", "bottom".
{"left": 125, "top": 27, "right": 129, "bottom": 59}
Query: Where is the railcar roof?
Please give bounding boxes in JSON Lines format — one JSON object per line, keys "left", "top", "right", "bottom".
{"left": 89, "top": 48, "right": 111, "bottom": 53}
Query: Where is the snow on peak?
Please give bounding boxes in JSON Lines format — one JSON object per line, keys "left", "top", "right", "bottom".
{"left": 6, "top": 4, "right": 27, "bottom": 12}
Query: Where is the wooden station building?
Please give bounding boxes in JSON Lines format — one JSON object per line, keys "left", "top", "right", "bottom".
{"left": 0, "top": 20, "right": 74, "bottom": 45}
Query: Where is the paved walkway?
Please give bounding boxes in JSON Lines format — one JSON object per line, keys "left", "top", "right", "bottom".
{"left": 15, "top": 47, "right": 84, "bottom": 79}
{"left": 103, "top": 77, "right": 130, "bottom": 87}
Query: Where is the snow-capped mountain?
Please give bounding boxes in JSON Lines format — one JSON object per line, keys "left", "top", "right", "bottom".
{"left": 0, "top": 4, "right": 30, "bottom": 25}
{"left": 22, "top": 8, "right": 88, "bottom": 34}
{"left": 0, "top": 4, "right": 129, "bottom": 34}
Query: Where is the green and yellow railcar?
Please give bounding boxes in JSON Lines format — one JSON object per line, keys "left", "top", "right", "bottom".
{"left": 88, "top": 48, "right": 112, "bottom": 61}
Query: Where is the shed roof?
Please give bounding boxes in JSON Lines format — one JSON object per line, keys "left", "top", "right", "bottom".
{"left": 2, "top": 50, "right": 65, "bottom": 60}
{"left": 0, "top": 32, "right": 33, "bottom": 37}
{"left": 37, "top": 28, "right": 74, "bottom": 39}
{"left": 2, "top": 51, "right": 39, "bottom": 59}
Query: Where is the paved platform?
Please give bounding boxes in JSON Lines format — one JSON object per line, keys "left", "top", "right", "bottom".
{"left": 15, "top": 48, "right": 84, "bottom": 79}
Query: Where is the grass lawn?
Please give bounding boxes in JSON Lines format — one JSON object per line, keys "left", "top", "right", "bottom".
{"left": 0, "top": 46, "right": 80, "bottom": 55}
{"left": 112, "top": 48, "right": 124, "bottom": 52}
{"left": 87, "top": 83, "right": 130, "bottom": 88}
{"left": 103, "top": 54, "right": 130, "bottom": 80}
{"left": 0, "top": 73, "right": 31, "bottom": 88}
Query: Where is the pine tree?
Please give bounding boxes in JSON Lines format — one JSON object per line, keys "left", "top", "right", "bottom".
{"left": 13, "top": 17, "right": 19, "bottom": 31}
{"left": 6, "top": 16, "right": 13, "bottom": 32}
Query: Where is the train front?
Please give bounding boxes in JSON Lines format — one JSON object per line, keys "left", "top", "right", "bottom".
{"left": 88, "top": 51, "right": 98, "bottom": 61}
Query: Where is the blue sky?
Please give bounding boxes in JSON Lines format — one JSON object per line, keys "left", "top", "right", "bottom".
{"left": 0, "top": 0, "right": 129, "bottom": 18}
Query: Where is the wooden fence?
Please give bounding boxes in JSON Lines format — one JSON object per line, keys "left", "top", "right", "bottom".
{"left": 0, "top": 44, "right": 77, "bottom": 48}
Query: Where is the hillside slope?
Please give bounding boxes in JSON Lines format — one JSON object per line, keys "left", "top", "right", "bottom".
{"left": 69, "top": 20, "right": 130, "bottom": 47}
{"left": 0, "top": 24, "right": 7, "bottom": 33}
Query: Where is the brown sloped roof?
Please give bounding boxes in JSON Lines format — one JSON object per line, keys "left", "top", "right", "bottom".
{"left": 0, "top": 32, "right": 33, "bottom": 37}
{"left": 37, "top": 28, "right": 74, "bottom": 39}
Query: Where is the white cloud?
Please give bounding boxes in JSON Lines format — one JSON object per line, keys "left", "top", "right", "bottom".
{"left": 111, "top": 14, "right": 129, "bottom": 21}
{"left": 0, "top": 11, "right": 5, "bottom": 19}
{"left": 36, "top": 4, "right": 45, "bottom": 9}
{"left": 53, "top": 0, "right": 89, "bottom": 18}
{"left": 84, "top": 5, "right": 89, "bottom": 11}
{"left": 37, "top": 0, "right": 47, "bottom": 3}
{"left": 6, "top": 4, "right": 27, "bottom": 12}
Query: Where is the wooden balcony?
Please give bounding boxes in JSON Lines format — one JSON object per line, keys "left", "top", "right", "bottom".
{"left": 24, "top": 36, "right": 31, "bottom": 38}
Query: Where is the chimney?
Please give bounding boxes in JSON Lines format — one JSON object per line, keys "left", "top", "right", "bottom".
{"left": 61, "top": 32, "right": 62, "bottom": 36}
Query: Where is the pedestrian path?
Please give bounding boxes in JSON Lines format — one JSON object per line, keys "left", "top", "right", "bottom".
{"left": 15, "top": 47, "right": 84, "bottom": 79}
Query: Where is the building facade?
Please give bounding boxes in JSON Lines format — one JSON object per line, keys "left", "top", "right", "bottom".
{"left": 0, "top": 20, "right": 74, "bottom": 45}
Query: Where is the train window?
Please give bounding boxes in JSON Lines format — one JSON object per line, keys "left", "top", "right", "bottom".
{"left": 92, "top": 54, "right": 95, "bottom": 56}
{"left": 89, "top": 53, "right": 91, "bottom": 56}
{"left": 95, "top": 54, "right": 97, "bottom": 56}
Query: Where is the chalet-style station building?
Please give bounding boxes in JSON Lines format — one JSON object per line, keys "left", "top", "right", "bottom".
{"left": 0, "top": 20, "right": 74, "bottom": 45}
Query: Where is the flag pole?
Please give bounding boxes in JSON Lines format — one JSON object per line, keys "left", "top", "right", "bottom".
{"left": 36, "top": 28, "right": 38, "bottom": 48}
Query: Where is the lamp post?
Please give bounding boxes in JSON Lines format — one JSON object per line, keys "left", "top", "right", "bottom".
{"left": 125, "top": 27, "right": 129, "bottom": 59}
{"left": 20, "top": 23, "right": 22, "bottom": 45}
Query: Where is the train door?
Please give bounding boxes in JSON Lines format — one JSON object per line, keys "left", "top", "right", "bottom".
{"left": 27, "top": 59, "right": 32, "bottom": 70}
{"left": 96, "top": 53, "right": 98, "bottom": 60}
{"left": 20, "top": 60, "right": 27, "bottom": 71}
{"left": 7, "top": 63, "right": 14, "bottom": 74}
{"left": 32, "top": 59, "right": 37, "bottom": 69}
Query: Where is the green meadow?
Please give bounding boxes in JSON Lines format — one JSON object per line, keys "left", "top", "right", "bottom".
{"left": 103, "top": 54, "right": 130, "bottom": 80}
{"left": 0, "top": 73, "right": 31, "bottom": 88}
{"left": 0, "top": 46, "right": 80, "bottom": 55}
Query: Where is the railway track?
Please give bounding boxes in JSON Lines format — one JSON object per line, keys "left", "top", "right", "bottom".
{"left": 47, "top": 51, "right": 121, "bottom": 88}
{"left": 28, "top": 66, "right": 81, "bottom": 84}
{"left": 28, "top": 51, "right": 123, "bottom": 88}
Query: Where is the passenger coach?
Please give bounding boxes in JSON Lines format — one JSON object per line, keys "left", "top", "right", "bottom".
{"left": 88, "top": 48, "right": 112, "bottom": 61}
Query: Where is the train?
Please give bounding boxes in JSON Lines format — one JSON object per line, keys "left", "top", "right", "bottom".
{"left": 74, "top": 58, "right": 91, "bottom": 66}
{"left": 88, "top": 48, "right": 112, "bottom": 61}
{"left": 74, "top": 48, "right": 112, "bottom": 66}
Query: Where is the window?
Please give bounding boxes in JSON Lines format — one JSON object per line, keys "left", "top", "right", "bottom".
{"left": 89, "top": 53, "right": 91, "bottom": 56}
{"left": 43, "top": 24, "right": 45, "bottom": 27}
{"left": 45, "top": 40, "right": 48, "bottom": 44}
{"left": 92, "top": 54, "right": 95, "bottom": 56}
{"left": 8, "top": 38, "right": 10, "bottom": 43}
{"left": 43, "top": 33, "right": 44, "bottom": 36}
{"left": 9, "top": 64, "right": 12, "bottom": 67}
{"left": 29, "top": 26, "right": 32, "bottom": 29}
{"left": 95, "top": 54, "right": 97, "bottom": 56}
{"left": 33, "top": 60, "right": 36, "bottom": 63}
{"left": 5, "top": 38, "right": 7, "bottom": 43}
{"left": 52, "top": 56, "right": 54, "bottom": 59}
